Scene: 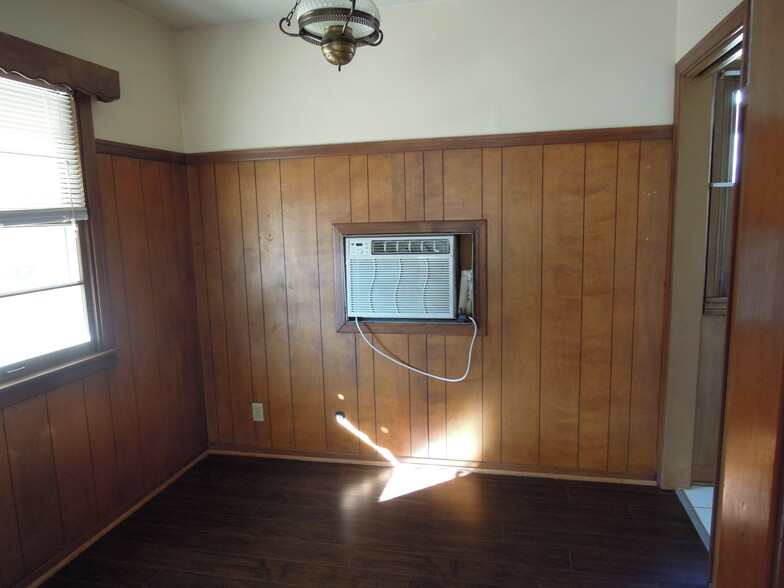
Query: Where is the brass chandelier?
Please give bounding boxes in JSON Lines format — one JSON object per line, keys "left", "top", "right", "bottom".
{"left": 279, "top": 0, "right": 384, "bottom": 70}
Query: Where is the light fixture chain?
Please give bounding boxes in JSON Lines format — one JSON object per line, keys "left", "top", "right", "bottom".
{"left": 284, "top": 0, "right": 302, "bottom": 27}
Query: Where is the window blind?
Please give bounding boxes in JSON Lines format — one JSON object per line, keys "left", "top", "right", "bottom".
{"left": 0, "top": 75, "right": 86, "bottom": 227}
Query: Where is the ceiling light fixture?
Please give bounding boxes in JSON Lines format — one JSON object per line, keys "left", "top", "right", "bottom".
{"left": 279, "top": 0, "right": 384, "bottom": 70}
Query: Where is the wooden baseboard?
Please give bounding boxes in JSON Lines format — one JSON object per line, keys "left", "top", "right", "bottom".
{"left": 25, "top": 451, "right": 208, "bottom": 588}
{"left": 208, "top": 446, "right": 657, "bottom": 486}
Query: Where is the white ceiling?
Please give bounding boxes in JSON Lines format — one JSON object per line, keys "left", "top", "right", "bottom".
{"left": 115, "top": 0, "right": 431, "bottom": 30}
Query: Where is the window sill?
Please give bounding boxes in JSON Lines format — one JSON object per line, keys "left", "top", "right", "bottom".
{"left": 0, "top": 349, "right": 117, "bottom": 409}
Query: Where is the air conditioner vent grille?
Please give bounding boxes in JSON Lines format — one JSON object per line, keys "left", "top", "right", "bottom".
{"left": 371, "top": 238, "right": 451, "bottom": 255}
{"left": 345, "top": 234, "right": 457, "bottom": 320}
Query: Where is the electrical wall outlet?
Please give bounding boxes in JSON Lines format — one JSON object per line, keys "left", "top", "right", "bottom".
{"left": 252, "top": 402, "right": 264, "bottom": 422}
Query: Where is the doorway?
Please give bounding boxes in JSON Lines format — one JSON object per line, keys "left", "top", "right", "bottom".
{"left": 659, "top": 2, "right": 745, "bottom": 552}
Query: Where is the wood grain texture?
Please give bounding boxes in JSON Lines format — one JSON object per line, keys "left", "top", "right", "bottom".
{"left": 579, "top": 143, "right": 618, "bottom": 470}
{"left": 0, "top": 413, "right": 24, "bottom": 587}
{"left": 628, "top": 140, "right": 672, "bottom": 472}
{"left": 280, "top": 158, "right": 327, "bottom": 451}
{"left": 540, "top": 144, "right": 585, "bottom": 468}
{"left": 82, "top": 371, "right": 122, "bottom": 519}
{"left": 3, "top": 395, "right": 64, "bottom": 570}
{"left": 444, "top": 149, "right": 484, "bottom": 462}
{"left": 481, "top": 148, "right": 503, "bottom": 464}
{"left": 46, "top": 454, "right": 709, "bottom": 588}
{"left": 112, "top": 156, "right": 169, "bottom": 484}
{"left": 237, "top": 162, "right": 272, "bottom": 448}
{"left": 314, "top": 156, "right": 359, "bottom": 454}
{"left": 501, "top": 146, "right": 543, "bottom": 466}
{"left": 46, "top": 381, "right": 99, "bottom": 544}
{"left": 713, "top": 0, "right": 784, "bottom": 584}
{"left": 190, "top": 133, "right": 672, "bottom": 479}
{"left": 97, "top": 154, "right": 146, "bottom": 503}
{"left": 215, "top": 163, "right": 255, "bottom": 447}
{"left": 187, "top": 164, "right": 219, "bottom": 445}
{"left": 608, "top": 141, "right": 641, "bottom": 472}
{"left": 255, "top": 160, "right": 295, "bottom": 449}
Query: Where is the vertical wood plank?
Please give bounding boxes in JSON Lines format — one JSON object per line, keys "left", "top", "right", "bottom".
{"left": 628, "top": 139, "right": 672, "bottom": 472}
{"left": 47, "top": 381, "right": 100, "bottom": 543}
{"left": 280, "top": 158, "right": 327, "bottom": 451}
{"left": 256, "top": 160, "right": 295, "bottom": 449}
{"left": 215, "top": 163, "right": 256, "bottom": 447}
{"left": 188, "top": 164, "right": 219, "bottom": 445}
{"left": 96, "top": 154, "right": 145, "bottom": 503}
{"left": 200, "top": 164, "right": 235, "bottom": 445}
{"left": 579, "top": 142, "right": 618, "bottom": 469}
{"left": 608, "top": 141, "right": 640, "bottom": 472}
{"left": 405, "top": 151, "right": 429, "bottom": 458}
{"left": 140, "top": 160, "right": 183, "bottom": 468}
{"left": 444, "top": 149, "right": 484, "bottom": 462}
{"left": 167, "top": 163, "right": 207, "bottom": 457}
{"left": 540, "top": 143, "right": 585, "bottom": 468}
{"left": 481, "top": 147, "right": 503, "bottom": 463}
{"left": 0, "top": 413, "right": 24, "bottom": 587}
{"left": 4, "top": 395, "right": 64, "bottom": 570}
{"left": 350, "top": 155, "right": 376, "bottom": 454}
{"left": 368, "top": 153, "right": 411, "bottom": 457}
{"left": 314, "top": 155, "right": 359, "bottom": 454}
{"left": 82, "top": 371, "right": 122, "bottom": 519}
{"left": 113, "top": 156, "right": 169, "bottom": 483}
{"left": 424, "top": 150, "right": 447, "bottom": 458}
{"left": 501, "top": 146, "right": 542, "bottom": 465}
{"left": 238, "top": 161, "right": 272, "bottom": 448}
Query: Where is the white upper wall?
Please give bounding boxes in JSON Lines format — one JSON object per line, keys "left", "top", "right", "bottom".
{"left": 0, "top": 0, "right": 742, "bottom": 153}
{"left": 177, "top": 0, "right": 678, "bottom": 153}
{"left": 0, "top": 0, "right": 184, "bottom": 152}
{"left": 676, "top": 0, "right": 742, "bottom": 60}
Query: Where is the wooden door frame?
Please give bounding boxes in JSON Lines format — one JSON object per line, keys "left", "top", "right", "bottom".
{"left": 711, "top": 0, "right": 784, "bottom": 583}
{"left": 659, "top": 3, "right": 745, "bottom": 491}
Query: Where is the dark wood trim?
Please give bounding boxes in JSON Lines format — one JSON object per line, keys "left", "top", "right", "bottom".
{"left": 185, "top": 126, "right": 673, "bottom": 164}
{"left": 691, "top": 464, "right": 717, "bottom": 484}
{"left": 96, "top": 139, "right": 187, "bottom": 165}
{"left": 332, "top": 220, "right": 487, "bottom": 336}
{"left": 207, "top": 447, "right": 658, "bottom": 484}
{"left": 0, "top": 350, "right": 117, "bottom": 409}
{"left": 676, "top": 2, "right": 745, "bottom": 78}
{"left": 0, "top": 31, "right": 120, "bottom": 102}
{"left": 78, "top": 96, "right": 114, "bottom": 353}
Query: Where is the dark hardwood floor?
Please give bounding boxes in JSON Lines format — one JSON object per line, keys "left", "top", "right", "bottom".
{"left": 44, "top": 455, "right": 709, "bottom": 587}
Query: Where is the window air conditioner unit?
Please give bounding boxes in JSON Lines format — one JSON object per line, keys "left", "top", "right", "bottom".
{"left": 345, "top": 235, "right": 457, "bottom": 320}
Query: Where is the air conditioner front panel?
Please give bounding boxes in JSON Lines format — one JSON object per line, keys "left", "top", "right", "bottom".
{"left": 346, "top": 235, "right": 457, "bottom": 320}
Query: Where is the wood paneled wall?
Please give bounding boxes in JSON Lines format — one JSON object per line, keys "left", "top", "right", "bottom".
{"left": 0, "top": 155, "right": 205, "bottom": 588}
{"left": 190, "top": 131, "right": 672, "bottom": 479}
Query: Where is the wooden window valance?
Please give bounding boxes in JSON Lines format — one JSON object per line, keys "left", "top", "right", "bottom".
{"left": 0, "top": 30, "right": 120, "bottom": 102}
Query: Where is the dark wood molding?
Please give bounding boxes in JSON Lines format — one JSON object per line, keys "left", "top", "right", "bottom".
{"left": 676, "top": 2, "right": 745, "bottom": 78}
{"left": 185, "top": 126, "right": 673, "bottom": 164}
{"left": 78, "top": 96, "right": 115, "bottom": 353}
{"left": 207, "top": 447, "right": 657, "bottom": 484}
{"left": 0, "top": 350, "right": 117, "bottom": 409}
{"left": 332, "top": 220, "right": 487, "bottom": 336}
{"left": 96, "top": 139, "right": 187, "bottom": 165}
{"left": 0, "top": 31, "right": 120, "bottom": 102}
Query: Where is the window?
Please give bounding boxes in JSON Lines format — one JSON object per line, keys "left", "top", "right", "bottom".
{"left": 704, "top": 59, "right": 742, "bottom": 315}
{"left": 0, "top": 75, "right": 97, "bottom": 380}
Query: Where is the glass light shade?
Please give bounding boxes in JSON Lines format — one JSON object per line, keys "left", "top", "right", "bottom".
{"left": 296, "top": 0, "right": 380, "bottom": 40}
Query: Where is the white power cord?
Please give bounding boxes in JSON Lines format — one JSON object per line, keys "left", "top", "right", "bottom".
{"left": 354, "top": 316, "right": 477, "bottom": 382}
